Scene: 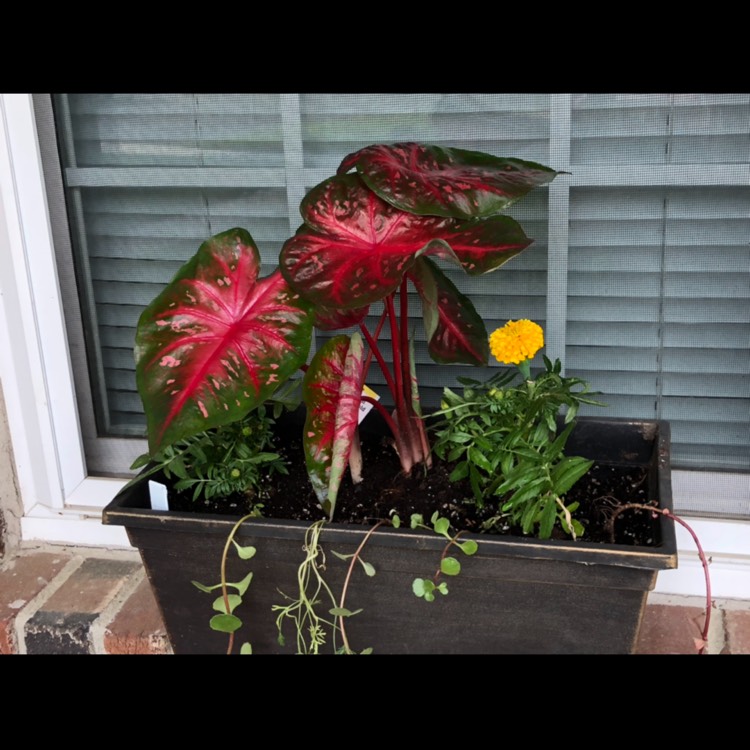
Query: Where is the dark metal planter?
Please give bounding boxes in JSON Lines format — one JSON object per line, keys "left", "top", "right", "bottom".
{"left": 103, "top": 417, "right": 677, "bottom": 654}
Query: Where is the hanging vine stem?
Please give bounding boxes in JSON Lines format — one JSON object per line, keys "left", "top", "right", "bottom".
{"left": 219, "top": 512, "right": 256, "bottom": 655}
{"left": 606, "top": 503, "right": 712, "bottom": 655}
{"left": 432, "top": 530, "right": 468, "bottom": 584}
{"left": 337, "top": 519, "right": 389, "bottom": 654}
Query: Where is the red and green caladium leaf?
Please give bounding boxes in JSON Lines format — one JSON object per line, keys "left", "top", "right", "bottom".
{"left": 338, "top": 142, "right": 561, "bottom": 220}
{"left": 136, "top": 228, "right": 313, "bottom": 454}
{"left": 313, "top": 304, "right": 370, "bottom": 331}
{"left": 302, "top": 333, "right": 365, "bottom": 519}
{"left": 408, "top": 257, "right": 489, "bottom": 366}
{"left": 280, "top": 175, "right": 532, "bottom": 310}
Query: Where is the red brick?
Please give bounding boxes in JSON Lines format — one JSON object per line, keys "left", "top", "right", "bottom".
{"left": 723, "top": 610, "right": 750, "bottom": 655}
{"left": 0, "top": 552, "right": 71, "bottom": 654}
{"left": 103, "top": 577, "right": 170, "bottom": 654}
{"left": 635, "top": 604, "right": 707, "bottom": 654}
{"left": 25, "top": 558, "right": 139, "bottom": 654}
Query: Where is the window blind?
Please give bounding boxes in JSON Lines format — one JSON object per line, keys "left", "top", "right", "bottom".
{"left": 45, "top": 93, "right": 749, "bottom": 511}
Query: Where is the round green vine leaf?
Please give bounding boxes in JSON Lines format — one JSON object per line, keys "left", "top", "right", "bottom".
{"left": 441, "top": 556, "right": 461, "bottom": 576}
{"left": 232, "top": 540, "right": 257, "bottom": 560}
{"left": 209, "top": 614, "right": 243, "bottom": 633}
{"left": 457, "top": 539, "right": 479, "bottom": 556}
{"left": 212, "top": 594, "right": 242, "bottom": 614}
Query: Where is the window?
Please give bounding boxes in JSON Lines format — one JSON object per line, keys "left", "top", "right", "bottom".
{"left": 1, "top": 94, "right": 748, "bottom": 578}
{"left": 38, "top": 94, "right": 749, "bottom": 517}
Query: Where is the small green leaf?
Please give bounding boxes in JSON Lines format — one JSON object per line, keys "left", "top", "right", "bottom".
{"left": 169, "top": 457, "right": 188, "bottom": 480}
{"left": 456, "top": 376, "right": 481, "bottom": 387}
{"left": 240, "top": 642, "right": 253, "bottom": 655}
{"left": 391, "top": 514, "right": 401, "bottom": 528}
{"left": 441, "top": 556, "right": 461, "bottom": 576}
{"left": 437, "top": 582, "right": 449, "bottom": 595}
{"left": 449, "top": 462, "right": 469, "bottom": 482}
{"left": 457, "top": 539, "right": 478, "bottom": 556}
{"left": 447, "top": 445, "right": 466, "bottom": 462}
{"left": 360, "top": 647, "right": 374, "bottom": 655}
{"left": 412, "top": 578, "right": 426, "bottom": 597}
{"left": 209, "top": 614, "right": 243, "bottom": 633}
{"left": 329, "top": 607, "right": 364, "bottom": 617}
{"left": 552, "top": 457, "right": 594, "bottom": 496}
{"left": 359, "top": 560, "right": 376, "bottom": 577}
{"left": 191, "top": 579, "right": 223, "bottom": 593}
{"left": 410, "top": 513, "right": 424, "bottom": 529}
{"left": 212, "top": 594, "right": 242, "bottom": 614}
{"left": 228, "top": 571, "right": 254, "bottom": 597}
{"left": 539, "top": 497, "right": 557, "bottom": 539}
{"left": 232, "top": 540, "right": 257, "bottom": 560}
{"left": 433, "top": 516, "right": 450, "bottom": 536}
{"left": 331, "top": 550, "right": 355, "bottom": 561}
{"left": 129, "top": 453, "right": 151, "bottom": 470}
{"left": 468, "top": 446, "right": 493, "bottom": 474}
{"left": 473, "top": 434, "right": 494, "bottom": 452}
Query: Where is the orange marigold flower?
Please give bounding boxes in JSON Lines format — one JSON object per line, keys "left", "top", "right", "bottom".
{"left": 489, "top": 320, "right": 544, "bottom": 365}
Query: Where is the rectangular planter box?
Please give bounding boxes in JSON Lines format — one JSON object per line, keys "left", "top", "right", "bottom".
{"left": 103, "top": 417, "right": 677, "bottom": 654}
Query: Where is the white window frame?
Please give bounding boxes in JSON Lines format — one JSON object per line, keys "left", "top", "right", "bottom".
{"left": 0, "top": 93, "right": 748, "bottom": 597}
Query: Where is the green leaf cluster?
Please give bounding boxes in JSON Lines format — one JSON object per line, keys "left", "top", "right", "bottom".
{"left": 130, "top": 401, "right": 295, "bottom": 504}
{"left": 192, "top": 546, "right": 256, "bottom": 641}
{"left": 432, "top": 357, "right": 603, "bottom": 539}
{"left": 410, "top": 512, "right": 479, "bottom": 601}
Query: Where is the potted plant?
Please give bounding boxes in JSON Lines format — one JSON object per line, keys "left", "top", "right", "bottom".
{"left": 103, "top": 142, "right": 679, "bottom": 654}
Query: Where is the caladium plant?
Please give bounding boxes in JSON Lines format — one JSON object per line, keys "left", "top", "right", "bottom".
{"left": 135, "top": 143, "right": 561, "bottom": 520}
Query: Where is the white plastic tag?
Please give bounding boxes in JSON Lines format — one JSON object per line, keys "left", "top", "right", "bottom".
{"left": 148, "top": 480, "right": 170, "bottom": 511}
{"left": 358, "top": 384, "right": 380, "bottom": 424}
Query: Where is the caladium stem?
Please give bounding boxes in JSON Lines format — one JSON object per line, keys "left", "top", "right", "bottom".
{"left": 360, "top": 295, "right": 429, "bottom": 474}
{"left": 362, "top": 307, "right": 388, "bottom": 380}
{"left": 399, "top": 277, "right": 411, "bottom": 405}
{"left": 386, "top": 294, "right": 405, "bottom": 415}
{"left": 359, "top": 321, "right": 399, "bottom": 402}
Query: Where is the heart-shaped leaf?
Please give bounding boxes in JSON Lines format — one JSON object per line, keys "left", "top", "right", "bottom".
{"left": 303, "top": 333, "right": 366, "bottom": 519}
{"left": 136, "top": 228, "right": 313, "bottom": 454}
{"left": 280, "top": 176, "right": 532, "bottom": 311}
{"left": 313, "top": 304, "right": 371, "bottom": 331}
{"left": 408, "top": 257, "right": 489, "bottom": 366}
{"left": 338, "top": 142, "right": 561, "bottom": 219}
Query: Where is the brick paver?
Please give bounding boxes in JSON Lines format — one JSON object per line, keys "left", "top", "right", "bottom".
{"left": 635, "top": 603, "right": 707, "bottom": 654}
{"left": 723, "top": 610, "right": 750, "bottom": 655}
{"left": 0, "top": 552, "right": 71, "bottom": 654}
{"left": 24, "top": 558, "right": 139, "bottom": 654}
{"left": 103, "top": 577, "right": 170, "bottom": 654}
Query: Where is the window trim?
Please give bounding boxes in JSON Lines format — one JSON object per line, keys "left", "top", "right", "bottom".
{"left": 0, "top": 93, "right": 129, "bottom": 546}
{"left": 0, "top": 93, "right": 747, "bottom": 594}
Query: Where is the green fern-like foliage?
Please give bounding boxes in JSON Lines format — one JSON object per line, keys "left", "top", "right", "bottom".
{"left": 431, "top": 358, "right": 604, "bottom": 539}
{"left": 130, "top": 402, "right": 292, "bottom": 504}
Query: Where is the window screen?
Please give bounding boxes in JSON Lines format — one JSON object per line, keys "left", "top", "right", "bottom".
{"left": 39, "top": 93, "right": 749, "bottom": 516}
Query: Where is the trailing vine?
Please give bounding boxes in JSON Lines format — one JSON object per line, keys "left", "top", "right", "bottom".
{"left": 606, "top": 502, "right": 712, "bottom": 655}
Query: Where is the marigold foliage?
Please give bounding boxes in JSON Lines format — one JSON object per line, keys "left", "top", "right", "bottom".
{"left": 489, "top": 320, "right": 544, "bottom": 365}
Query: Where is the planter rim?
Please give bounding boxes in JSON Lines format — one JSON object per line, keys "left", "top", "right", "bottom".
{"left": 103, "top": 417, "right": 677, "bottom": 572}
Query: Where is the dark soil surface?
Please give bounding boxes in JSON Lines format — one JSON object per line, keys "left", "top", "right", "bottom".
{"left": 168, "top": 421, "right": 661, "bottom": 547}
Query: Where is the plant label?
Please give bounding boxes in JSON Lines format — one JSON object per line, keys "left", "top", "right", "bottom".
{"left": 148, "top": 480, "right": 170, "bottom": 511}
